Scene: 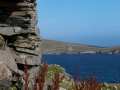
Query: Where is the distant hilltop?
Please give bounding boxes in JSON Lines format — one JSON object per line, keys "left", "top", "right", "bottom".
{"left": 41, "top": 39, "right": 120, "bottom": 54}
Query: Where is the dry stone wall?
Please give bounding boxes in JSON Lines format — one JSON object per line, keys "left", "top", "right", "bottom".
{"left": 0, "top": 0, "right": 41, "bottom": 89}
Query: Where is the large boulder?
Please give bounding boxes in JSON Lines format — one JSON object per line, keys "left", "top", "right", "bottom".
{"left": 0, "top": 61, "right": 12, "bottom": 90}
{"left": 0, "top": 46, "right": 21, "bottom": 74}
{"left": 0, "top": 27, "right": 21, "bottom": 36}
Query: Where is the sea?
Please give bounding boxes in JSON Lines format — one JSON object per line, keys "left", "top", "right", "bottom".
{"left": 42, "top": 54, "right": 120, "bottom": 83}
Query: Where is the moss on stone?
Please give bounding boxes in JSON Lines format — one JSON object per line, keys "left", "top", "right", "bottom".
{"left": 60, "top": 79, "right": 72, "bottom": 90}
{"left": 46, "top": 64, "right": 65, "bottom": 79}
{"left": 0, "top": 36, "right": 4, "bottom": 48}
{"left": 46, "top": 64, "right": 72, "bottom": 90}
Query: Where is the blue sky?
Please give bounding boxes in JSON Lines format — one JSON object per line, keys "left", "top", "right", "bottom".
{"left": 37, "top": 0, "right": 120, "bottom": 46}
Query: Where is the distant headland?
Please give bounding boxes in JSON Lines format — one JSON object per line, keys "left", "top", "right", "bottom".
{"left": 41, "top": 39, "right": 120, "bottom": 54}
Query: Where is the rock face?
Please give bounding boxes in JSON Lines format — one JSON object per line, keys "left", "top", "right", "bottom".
{"left": 0, "top": 61, "right": 12, "bottom": 90}
{"left": 66, "top": 45, "right": 73, "bottom": 54}
{"left": 0, "top": 0, "right": 41, "bottom": 89}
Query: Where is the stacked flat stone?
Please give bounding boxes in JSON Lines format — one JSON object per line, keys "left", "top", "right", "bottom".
{"left": 0, "top": 0, "right": 41, "bottom": 65}
{"left": 0, "top": 0, "right": 41, "bottom": 89}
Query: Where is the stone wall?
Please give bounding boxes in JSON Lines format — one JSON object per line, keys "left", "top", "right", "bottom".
{"left": 0, "top": 0, "right": 41, "bottom": 89}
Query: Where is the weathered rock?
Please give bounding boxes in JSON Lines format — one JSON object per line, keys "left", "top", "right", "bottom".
{"left": 14, "top": 35, "right": 41, "bottom": 44}
{"left": 0, "top": 1, "right": 34, "bottom": 8}
{"left": 11, "top": 36, "right": 41, "bottom": 52}
{"left": 0, "top": 15, "right": 29, "bottom": 23}
{"left": 28, "top": 66, "right": 41, "bottom": 89}
{"left": 5, "top": 11, "right": 36, "bottom": 16}
{"left": 59, "top": 87, "right": 66, "bottom": 90}
{"left": 20, "top": 66, "right": 41, "bottom": 90}
{"left": 14, "top": 43, "right": 37, "bottom": 50}
{"left": 44, "top": 79, "right": 53, "bottom": 90}
{"left": 102, "top": 82, "right": 109, "bottom": 88}
{"left": 0, "top": 46, "right": 22, "bottom": 74}
{"left": 21, "top": 28, "right": 40, "bottom": 36}
{"left": 5, "top": 7, "right": 35, "bottom": 11}
{"left": 0, "top": 0, "right": 41, "bottom": 89}
{"left": 59, "top": 73, "right": 73, "bottom": 82}
{"left": 28, "top": 35, "right": 41, "bottom": 41}
{"left": 31, "top": 14, "right": 38, "bottom": 24}
{"left": 16, "top": 47, "right": 40, "bottom": 55}
{"left": 110, "top": 85, "right": 118, "bottom": 90}
{"left": 0, "top": 15, "right": 37, "bottom": 28}
{"left": 114, "top": 50, "right": 119, "bottom": 54}
{"left": 66, "top": 45, "right": 73, "bottom": 54}
{"left": 0, "top": 24, "right": 10, "bottom": 27}
{"left": 0, "top": 61, "right": 12, "bottom": 89}
{"left": 0, "top": 27, "right": 21, "bottom": 36}
{"left": 16, "top": 53, "right": 41, "bottom": 65}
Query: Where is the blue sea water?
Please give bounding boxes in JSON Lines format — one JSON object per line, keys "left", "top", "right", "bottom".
{"left": 42, "top": 54, "right": 120, "bottom": 83}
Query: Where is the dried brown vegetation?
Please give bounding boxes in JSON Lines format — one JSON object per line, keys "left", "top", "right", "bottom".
{"left": 38, "top": 62, "right": 48, "bottom": 90}
{"left": 22, "top": 59, "right": 30, "bottom": 90}
{"left": 52, "top": 74, "right": 60, "bottom": 90}
{"left": 23, "top": 60, "right": 48, "bottom": 90}
{"left": 73, "top": 76, "right": 101, "bottom": 90}
{"left": 32, "top": 77, "right": 39, "bottom": 90}
{"left": 73, "top": 67, "right": 101, "bottom": 90}
{"left": 22, "top": 59, "right": 101, "bottom": 90}
{"left": 32, "top": 62, "right": 48, "bottom": 90}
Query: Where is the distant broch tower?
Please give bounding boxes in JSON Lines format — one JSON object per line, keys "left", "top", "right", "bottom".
{"left": 0, "top": 0, "right": 41, "bottom": 89}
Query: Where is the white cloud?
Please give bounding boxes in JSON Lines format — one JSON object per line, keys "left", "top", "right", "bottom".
{"left": 41, "top": 8, "right": 48, "bottom": 10}
{"left": 39, "top": 19, "right": 55, "bottom": 26}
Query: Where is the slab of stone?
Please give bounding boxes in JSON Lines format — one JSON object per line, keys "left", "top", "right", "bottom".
{"left": 5, "top": 7, "right": 35, "bottom": 11}
{"left": 15, "top": 35, "right": 41, "bottom": 44}
{"left": 21, "top": 28, "right": 40, "bottom": 36}
{"left": 16, "top": 53, "right": 41, "bottom": 65}
{"left": 16, "top": 47, "right": 40, "bottom": 55}
{"left": 0, "top": 61, "right": 12, "bottom": 90}
{"left": 0, "top": 27, "right": 21, "bottom": 36}
{"left": 0, "top": 46, "right": 21, "bottom": 74}
{"left": 30, "top": 14, "right": 38, "bottom": 27}
{"left": 0, "top": 15, "right": 37, "bottom": 27}
{"left": 14, "top": 43, "right": 37, "bottom": 50}
{"left": 21, "top": 66, "right": 40, "bottom": 90}
{"left": 0, "top": 15, "right": 30, "bottom": 23}
{"left": 5, "top": 11, "right": 36, "bottom": 16}
{"left": 28, "top": 66, "right": 40, "bottom": 89}
{"left": 0, "top": 24, "right": 10, "bottom": 27}
{"left": 27, "top": 35, "right": 41, "bottom": 41}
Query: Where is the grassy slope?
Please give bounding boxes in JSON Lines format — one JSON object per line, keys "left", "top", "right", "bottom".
{"left": 41, "top": 39, "right": 112, "bottom": 54}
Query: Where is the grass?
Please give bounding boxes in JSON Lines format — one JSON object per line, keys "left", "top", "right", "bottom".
{"left": 108, "top": 83, "right": 120, "bottom": 90}
{"left": 41, "top": 39, "right": 112, "bottom": 54}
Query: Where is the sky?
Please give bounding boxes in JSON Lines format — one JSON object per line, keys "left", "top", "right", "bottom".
{"left": 36, "top": 0, "right": 120, "bottom": 47}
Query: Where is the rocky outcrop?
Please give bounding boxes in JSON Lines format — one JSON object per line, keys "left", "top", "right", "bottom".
{"left": 0, "top": 0, "right": 41, "bottom": 89}
{"left": 0, "top": 61, "right": 12, "bottom": 90}
{"left": 66, "top": 45, "right": 73, "bottom": 54}
{"left": 101, "top": 82, "right": 118, "bottom": 90}
{"left": 44, "top": 64, "right": 73, "bottom": 90}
